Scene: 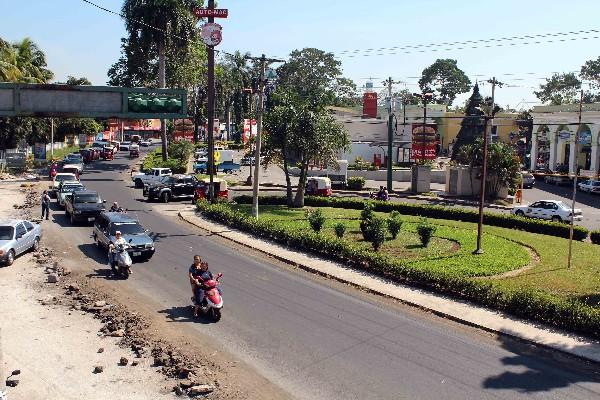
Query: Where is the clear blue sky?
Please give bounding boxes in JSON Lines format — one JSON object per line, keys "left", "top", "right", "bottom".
{"left": 3, "top": 0, "right": 600, "bottom": 108}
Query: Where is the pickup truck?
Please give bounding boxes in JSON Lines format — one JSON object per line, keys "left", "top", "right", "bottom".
{"left": 143, "top": 174, "right": 198, "bottom": 203}
{"left": 193, "top": 161, "right": 240, "bottom": 174}
{"left": 132, "top": 167, "right": 172, "bottom": 188}
{"left": 49, "top": 172, "right": 79, "bottom": 198}
{"left": 64, "top": 190, "right": 106, "bottom": 225}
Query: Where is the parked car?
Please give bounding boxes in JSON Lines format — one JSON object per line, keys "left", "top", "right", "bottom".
{"left": 143, "top": 174, "right": 198, "bottom": 203}
{"left": 578, "top": 179, "right": 600, "bottom": 194}
{"left": 49, "top": 172, "right": 79, "bottom": 198}
{"left": 57, "top": 182, "right": 86, "bottom": 207}
{"left": 521, "top": 172, "right": 535, "bottom": 189}
{"left": 132, "top": 167, "right": 172, "bottom": 188}
{"left": 305, "top": 176, "right": 332, "bottom": 197}
{"left": 512, "top": 200, "right": 582, "bottom": 223}
{"left": 0, "top": 219, "right": 42, "bottom": 266}
{"left": 240, "top": 155, "right": 264, "bottom": 166}
{"left": 93, "top": 212, "right": 155, "bottom": 260}
{"left": 139, "top": 140, "right": 151, "bottom": 147}
{"left": 544, "top": 174, "right": 572, "bottom": 186}
{"left": 64, "top": 190, "right": 106, "bottom": 225}
{"left": 119, "top": 141, "right": 131, "bottom": 151}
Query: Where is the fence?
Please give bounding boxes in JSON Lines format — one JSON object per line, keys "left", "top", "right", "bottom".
{"left": 0, "top": 142, "right": 68, "bottom": 160}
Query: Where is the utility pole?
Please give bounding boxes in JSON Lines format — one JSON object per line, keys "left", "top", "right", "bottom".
{"left": 207, "top": 0, "right": 216, "bottom": 201}
{"left": 246, "top": 54, "right": 284, "bottom": 219}
{"left": 386, "top": 77, "right": 394, "bottom": 192}
{"left": 50, "top": 118, "right": 54, "bottom": 160}
{"left": 567, "top": 89, "right": 584, "bottom": 269}
{"left": 474, "top": 77, "right": 502, "bottom": 254}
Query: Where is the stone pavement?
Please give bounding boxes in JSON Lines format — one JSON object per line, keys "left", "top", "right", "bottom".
{"left": 179, "top": 208, "right": 600, "bottom": 364}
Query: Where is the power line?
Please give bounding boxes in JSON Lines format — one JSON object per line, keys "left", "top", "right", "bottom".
{"left": 338, "top": 28, "right": 600, "bottom": 57}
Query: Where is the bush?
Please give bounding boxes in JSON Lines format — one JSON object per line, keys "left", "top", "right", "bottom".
{"left": 334, "top": 222, "right": 346, "bottom": 238}
{"left": 360, "top": 202, "right": 375, "bottom": 241}
{"left": 232, "top": 195, "right": 589, "bottom": 241}
{"left": 591, "top": 230, "right": 600, "bottom": 245}
{"left": 306, "top": 208, "right": 326, "bottom": 232}
{"left": 347, "top": 176, "right": 366, "bottom": 190}
{"left": 416, "top": 219, "right": 436, "bottom": 247}
{"left": 369, "top": 216, "right": 387, "bottom": 251}
{"left": 197, "top": 201, "right": 600, "bottom": 339}
{"left": 387, "top": 211, "right": 403, "bottom": 239}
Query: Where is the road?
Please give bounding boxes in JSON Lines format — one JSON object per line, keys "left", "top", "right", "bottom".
{"left": 46, "top": 149, "right": 600, "bottom": 399}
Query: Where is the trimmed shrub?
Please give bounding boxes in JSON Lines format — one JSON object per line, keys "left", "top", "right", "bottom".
{"left": 306, "top": 208, "right": 326, "bottom": 232}
{"left": 369, "top": 216, "right": 387, "bottom": 251}
{"left": 334, "top": 222, "right": 346, "bottom": 238}
{"left": 591, "top": 230, "right": 600, "bottom": 245}
{"left": 232, "top": 195, "right": 589, "bottom": 241}
{"left": 360, "top": 202, "right": 376, "bottom": 241}
{"left": 387, "top": 211, "right": 403, "bottom": 239}
{"left": 197, "top": 201, "right": 600, "bottom": 339}
{"left": 416, "top": 219, "right": 436, "bottom": 247}
{"left": 347, "top": 176, "right": 366, "bottom": 190}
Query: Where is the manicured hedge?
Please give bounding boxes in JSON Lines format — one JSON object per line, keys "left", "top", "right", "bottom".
{"left": 232, "top": 195, "right": 590, "bottom": 241}
{"left": 197, "top": 201, "right": 600, "bottom": 339}
{"left": 591, "top": 230, "right": 600, "bottom": 245}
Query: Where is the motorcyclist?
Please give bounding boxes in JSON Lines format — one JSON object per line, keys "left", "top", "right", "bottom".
{"left": 110, "top": 201, "right": 124, "bottom": 212}
{"left": 380, "top": 187, "right": 389, "bottom": 201}
{"left": 189, "top": 259, "right": 220, "bottom": 317}
{"left": 108, "top": 230, "right": 130, "bottom": 276}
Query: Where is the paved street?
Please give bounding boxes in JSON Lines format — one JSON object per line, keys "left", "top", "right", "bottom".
{"left": 40, "top": 150, "right": 600, "bottom": 399}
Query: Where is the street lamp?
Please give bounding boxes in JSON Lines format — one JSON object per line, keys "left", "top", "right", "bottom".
{"left": 243, "top": 87, "right": 255, "bottom": 184}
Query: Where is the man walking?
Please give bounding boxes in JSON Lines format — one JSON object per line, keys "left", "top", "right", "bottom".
{"left": 41, "top": 190, "right": 50, "bottom": 220}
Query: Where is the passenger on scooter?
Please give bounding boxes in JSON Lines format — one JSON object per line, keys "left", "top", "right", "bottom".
{"left": 189, "top": 255, "right": 203, "bottom": 302}
{"left": 190, "top": 260, "right": 221, "bottom": 317}
{"left": 381, "top": 187, "right": 389, "bottom": 201}
{"left": 110, "top": 201, "right": 124, "bottom": 212}
{"left": 108, "top": 231, "right": 129, "bottom": 276}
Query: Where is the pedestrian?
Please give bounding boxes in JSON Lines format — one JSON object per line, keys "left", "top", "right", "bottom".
{"left": 41, "top": 190, "right": 51, "bottom": 220}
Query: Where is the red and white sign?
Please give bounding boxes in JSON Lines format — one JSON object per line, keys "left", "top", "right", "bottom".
{"left": 194, "top": 8, "right": 228, "bottom": 18}
{"left": 243, "top": 118, "right": 257, "bottom": 142}
{"left": 411, "top": 124, "right": 438, "bottom": 160}
{"left": 363, "top": 92, "right": 377, "bottom": 118}
{"left": 200, "top": 23, "right": 222, "bottom": 46}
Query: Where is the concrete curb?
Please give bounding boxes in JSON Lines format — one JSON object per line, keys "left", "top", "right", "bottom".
{"left": 178, "top": 209, "right": 600, "bottom": 365}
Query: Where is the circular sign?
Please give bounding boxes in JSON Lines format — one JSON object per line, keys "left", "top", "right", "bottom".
{"left": 201, "top": 23, "right": 222, "bottom": 46}
{"left": 214, "top": 151, "right": 221, "bottom": 163}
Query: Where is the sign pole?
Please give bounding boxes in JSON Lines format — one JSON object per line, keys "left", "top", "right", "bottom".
{"left": 386, "top": 77, "right": 393, "bottom": 192}
{"left": 252, "top": 55, "right": 266, "bottom": 219}
{"left": 567, "top": 89, "right": 584, "bottom": 270}
{"left": 50, "top": 118, "right": 54, "bottom": 160}
{"left": 207, "top": 0, "right": 216, "bottom": 202}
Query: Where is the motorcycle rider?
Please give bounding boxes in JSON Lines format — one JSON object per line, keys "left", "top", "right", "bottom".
{"left": 110, "top": 201, "right": 124, "bottom": 212}
{"left": 108, "top": 230, "right": 129, "bottom": 276}
{"left": 189, "top": 259, "right": 220, "bottom": 317}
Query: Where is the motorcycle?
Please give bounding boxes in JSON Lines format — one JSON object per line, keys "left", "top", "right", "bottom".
{"left": 192, "top": 273, "right": 223, "bottom": 322}
{"left": 369, "top": 191, "right": 389, "bottom": 201}
{"left": 109, "top": 241, "right": 132, "bottom": 278}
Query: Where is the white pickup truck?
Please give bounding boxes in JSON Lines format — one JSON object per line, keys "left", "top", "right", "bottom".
{"left": 132, "top": 167, "right": 172, "bottom": 188}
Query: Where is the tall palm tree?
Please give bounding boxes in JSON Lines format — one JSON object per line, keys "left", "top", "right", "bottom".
{"left": 122, "top": 0, "right": 200, "bottom": 159}
{"left": 0, "top": 37, "right": 53, "bottom": 83}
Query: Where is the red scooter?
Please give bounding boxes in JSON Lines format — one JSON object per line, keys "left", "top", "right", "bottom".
{"left": 192, "top": 273, "right": 223, "bottom": 322}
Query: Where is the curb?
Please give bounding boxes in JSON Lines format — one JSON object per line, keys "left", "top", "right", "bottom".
{"left": 178, "top": 209, "right": 600, "bottom": 366}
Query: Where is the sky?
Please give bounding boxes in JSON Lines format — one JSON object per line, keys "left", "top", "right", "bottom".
{"left": 3, "top": 0, "right": 600, "bottom": 109}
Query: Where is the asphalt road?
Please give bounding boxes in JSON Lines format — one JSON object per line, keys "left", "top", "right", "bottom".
{"left": 48, "top": 149, "right": 600, "bottom": 400}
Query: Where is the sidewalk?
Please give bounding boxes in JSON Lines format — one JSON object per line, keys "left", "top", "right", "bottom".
{"left": 179, "top": 208, "right": 600, "bottom": 364}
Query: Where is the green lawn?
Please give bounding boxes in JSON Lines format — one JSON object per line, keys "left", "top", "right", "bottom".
{"left": 47, "top": 145, "right": 81, "bottom": 161}
{"left": 231, "top": 204, "right": 600, "bottom": 306}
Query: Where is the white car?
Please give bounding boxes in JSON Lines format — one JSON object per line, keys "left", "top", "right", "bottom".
{"left": 512, "top": 200, "right": 582, "bottom": 223}
{"left": 131, "top": 167, "right": 172, "bottom": 188}
{"left": 140, "top": 140, "right": 151, "bottom": 147}
{"left": 578, "top": 179, "right": 600, "bottom": 194}
{"left": 49, "top": 173, "right": 79, "bottom": 198}
{"left": 120, "top": 141, "right": 131, "bottom": 151}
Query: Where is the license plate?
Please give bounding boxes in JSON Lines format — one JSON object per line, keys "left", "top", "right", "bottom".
{"left": 133, "top": 251, "right": 141, "bottom": 256}
{"left": 87, "top": 217, "right": 95, "bottom": 222}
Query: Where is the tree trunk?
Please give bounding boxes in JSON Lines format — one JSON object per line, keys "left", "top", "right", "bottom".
{"left": 282, "top": 149, "right": 293, "bottom": 207}
{"left": 158, "top": 40, "right": 168, "bottom": 161}
{"left": 293, "top": 158, "right": 309, "bottom": 208}
{"left": 225, "top": 105, "right": 231, "bottom": 142}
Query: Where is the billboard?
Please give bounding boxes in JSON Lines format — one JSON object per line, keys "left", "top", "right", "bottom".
{"left": 34, "top": 143, "right": 46, "bottom": 160}
{"left": 411, "top": 124, "right": 438, "bottom": 160}
{"left": 362, "top": 92, "right": 377, "bottom": 118}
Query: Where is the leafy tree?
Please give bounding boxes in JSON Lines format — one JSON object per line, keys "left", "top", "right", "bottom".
{"left": 216, "top": 51, "right": 251, "bottom": 142}
{"left": 418, "top": 59, "right": 471, "bottom": 106}
{"left": 534, "top": 72, "right": 582, "bottom": 105}
{"left": 120, "top": 0, "right": 201, "bottom": 160}
{"left": 451, "top": 83, "right": 485, "bottom": 160}
{"left": 65, "top": 76, "right": 92, "bottom": 85}
{"left": 580, "top": 56, "right": 600, "bottom": 89}
{"left": 107, "top": 37, "right": 157, "bottom": 87}
{"left": 0, "top": 37, "right": 53, "bottom": 83}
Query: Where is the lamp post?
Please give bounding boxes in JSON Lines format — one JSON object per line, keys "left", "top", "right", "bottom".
{"left": 412, "top": 93, "right": 434, "bottom": 162}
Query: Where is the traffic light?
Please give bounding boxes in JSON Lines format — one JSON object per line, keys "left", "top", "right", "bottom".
{"left": 127, "top": 94, "right": 183, "bottom": 114}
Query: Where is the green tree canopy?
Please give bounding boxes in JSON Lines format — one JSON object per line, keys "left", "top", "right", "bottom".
{"left": 418, "top": 59, "right": 471, "bottom": 106}
{"left": 451, "top": 83, "right": 485, "bottom": 160}
{"left": 0, "top": 37, "right": 53, "bottom": 83}
{"left": 534, "top": 72, "right": 582, "bottom": 105}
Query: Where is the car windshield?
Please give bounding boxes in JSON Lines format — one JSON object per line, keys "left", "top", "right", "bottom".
{"left": 61, "top": 185, "right": 84, "bottom": 193}
{"left": 55, "top": 174, "right": 75, "bottom": 182}
{"left": 159, "top": 176, "right": 175, "bottom": 184}
{"left": 122, "top": 142, "right": 131, "bottom": 145}
{"left": 0, "top": 226, "right": 14, "bottom": 240}
{"left": 592, "top": 181, "right": 600, "bottom": 186}
{"left": 110, "top": 223, "right": 144, "bottom": 235}
{"left": 75, "top": 194, "right": 100, "bottom": 203}
{"left": 555, "top": 201, "right": 569, "bottom": 209}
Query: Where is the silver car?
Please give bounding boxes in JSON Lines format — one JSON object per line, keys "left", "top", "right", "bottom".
{"left": 0, "top": 219, "right": 42, "bottom": 266}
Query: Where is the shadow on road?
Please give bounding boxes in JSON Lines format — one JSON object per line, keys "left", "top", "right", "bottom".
{"left": 533, "top": 181, "right": 599, "bottom": 209}
{"left": 158, "top": 305, "right": 214, "bottom": 325}
{"left": 483, "top": 334, "right": 600, "bottom": 393}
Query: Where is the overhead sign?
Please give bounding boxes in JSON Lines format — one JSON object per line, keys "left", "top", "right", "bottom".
{"left": 200, "top": 23, "right": 223, "bottom": 46}
{"left": 194, "top": 8, "right": 228, "bottom": 18}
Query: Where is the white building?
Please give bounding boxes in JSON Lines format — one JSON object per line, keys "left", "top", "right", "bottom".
{"left": 531, "top": 104, "right": 600, "bottom": 175}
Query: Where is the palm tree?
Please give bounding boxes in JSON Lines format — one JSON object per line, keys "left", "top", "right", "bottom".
{"left": 122, "top": 0, "right": 199, "bottom": 160}
{"left": 0, "top": 37, "right": 53, "bottom": 83}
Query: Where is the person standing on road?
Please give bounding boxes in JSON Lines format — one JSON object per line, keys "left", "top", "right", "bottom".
{"left": 41, "top": 190, "right": 50, "bottom": 220}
